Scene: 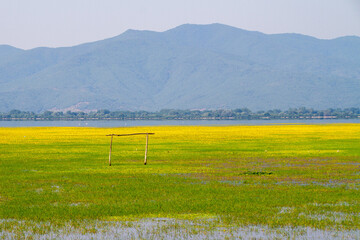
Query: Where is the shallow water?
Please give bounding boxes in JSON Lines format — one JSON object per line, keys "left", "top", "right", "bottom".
{"left": 1, "top": 119, "right": 360, "bottom": 127}
{"left": 1, "top": 218, "right": 359, "bottom": 240}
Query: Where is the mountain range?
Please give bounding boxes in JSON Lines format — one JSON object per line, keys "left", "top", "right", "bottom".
{"left": 0, "top": 23, "right": 359, "bottom": 112}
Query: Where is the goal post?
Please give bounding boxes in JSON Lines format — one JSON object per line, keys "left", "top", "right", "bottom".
{"left": 106, "top": 133, "right": 155, "bottom": 166}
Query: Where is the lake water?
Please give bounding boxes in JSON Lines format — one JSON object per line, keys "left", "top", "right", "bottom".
{"left": 1, "top": 119, "right": 360, "bottom": 127}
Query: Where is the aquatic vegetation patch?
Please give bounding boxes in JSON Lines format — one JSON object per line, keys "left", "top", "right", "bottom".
{"left": 243, "top": 171, "right": 273, "bottom": 175}
{"left": 1, "top": 218, "right": 359, "bottom": 240}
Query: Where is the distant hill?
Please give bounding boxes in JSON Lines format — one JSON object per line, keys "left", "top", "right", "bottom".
{"left": 0, "top": 23, "right": 359, "bottom": 112}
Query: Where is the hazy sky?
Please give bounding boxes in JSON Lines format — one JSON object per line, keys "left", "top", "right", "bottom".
{"left": 1, "top": 0, "right": 359, "bottom": 49}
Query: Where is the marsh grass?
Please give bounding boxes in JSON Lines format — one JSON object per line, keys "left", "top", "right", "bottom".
{"left": 1, "top": 218, "right": 359, "bottom": 240}
{"left": 0, "top": 124, "right": 359, "bottom": 238}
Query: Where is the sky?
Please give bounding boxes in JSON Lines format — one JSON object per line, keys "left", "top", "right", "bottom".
{"left": 0, "top": 0, "right": 359, "bottom": 49}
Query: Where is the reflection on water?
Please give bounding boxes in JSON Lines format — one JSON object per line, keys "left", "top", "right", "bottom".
{"left": 1, "top": 119, "right": 360, "bottom": 127}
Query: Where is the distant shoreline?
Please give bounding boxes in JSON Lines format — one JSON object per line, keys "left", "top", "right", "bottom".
{"left": 1, "top": 116, "right": 359, "bottom": 121}
{"left": 1, "top": 108, "right": 360, "bottom": 121}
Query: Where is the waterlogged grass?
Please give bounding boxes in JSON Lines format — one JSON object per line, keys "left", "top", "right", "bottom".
{"left": 0, "top": 124, "right": 360, "bottom": 238}
{"left": 2, "top": 218, "right": 359, "bottom": 240}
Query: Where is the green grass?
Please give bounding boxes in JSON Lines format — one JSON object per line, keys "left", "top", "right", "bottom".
{"left": 0, "top": 125, "right": 359, "bottom": 238}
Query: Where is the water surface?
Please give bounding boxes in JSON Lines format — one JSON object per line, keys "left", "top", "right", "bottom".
{"left": 1, "top": 119, "right": 360, "bottom": 127}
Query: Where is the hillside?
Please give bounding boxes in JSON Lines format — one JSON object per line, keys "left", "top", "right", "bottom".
{"left": 0, "top": 23, "right": 359, "bottom": 112}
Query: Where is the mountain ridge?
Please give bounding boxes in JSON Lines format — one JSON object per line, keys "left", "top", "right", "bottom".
{"left": 0, "top": 23, "right": 359, "bottom": 112}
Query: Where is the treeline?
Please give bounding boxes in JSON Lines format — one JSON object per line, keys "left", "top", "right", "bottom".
{"left": 1, "top": 107, "right": 360, "bottom": 121}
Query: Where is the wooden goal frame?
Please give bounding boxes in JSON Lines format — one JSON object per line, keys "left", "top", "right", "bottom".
{"left": 106, "top": 133, "right": 155, "bottom": 166}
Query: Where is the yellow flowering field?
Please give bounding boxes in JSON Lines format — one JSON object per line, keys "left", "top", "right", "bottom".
{"left": 0, "top": 124, "right": 359, "bottom": 238}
